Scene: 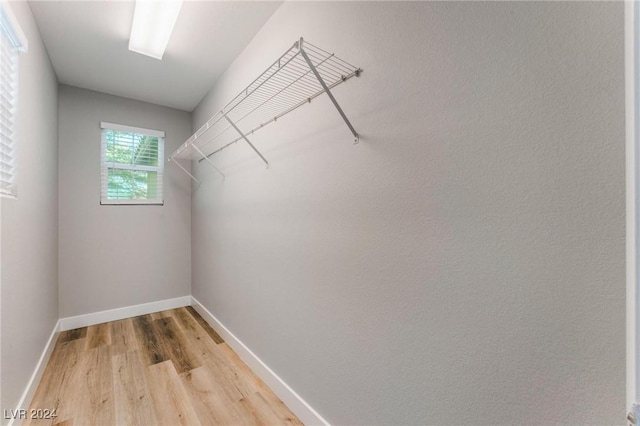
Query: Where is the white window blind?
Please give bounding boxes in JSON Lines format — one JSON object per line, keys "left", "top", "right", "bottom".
{"left": 100, "top": 122, "right": 165, "bottom": 205}
{"left": 0, "top": 3, "right": 27, "bottom": 198}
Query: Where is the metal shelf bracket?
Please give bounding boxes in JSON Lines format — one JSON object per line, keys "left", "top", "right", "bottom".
{"left": 169, "top": 157, "right": 200, "bottom": 184}
{"left": 299, "top": 38, "right": 359, "bottom": 144}
{"left": 224, "top": 115, "right": 269, "bottom": 169}
{"left": 193, "top": 144, "right": 225, "bottom": 180}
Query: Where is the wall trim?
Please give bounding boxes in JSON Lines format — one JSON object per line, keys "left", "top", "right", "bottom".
{"left": 59, "top": 296, "right": 191, "bottom": 331}
{"left": 8, "top": 320, "right": 60, "bottom": 426}
{"left": 190, "top": 296, "right": 330, "bottom": 426}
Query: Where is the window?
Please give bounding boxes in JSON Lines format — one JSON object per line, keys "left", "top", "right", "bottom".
{"left": 100, "top": 122, "right": 165, "bottom": 205}
{"left": 0, "top": 3, "right": 27, "bottom": 198}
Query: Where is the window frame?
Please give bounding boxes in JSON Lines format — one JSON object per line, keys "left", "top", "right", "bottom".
{"left": 0, "top": 2, "right": 28, "bottom": 199}
{"left": 100, "top": 122, "right": 165, "bottom": 206}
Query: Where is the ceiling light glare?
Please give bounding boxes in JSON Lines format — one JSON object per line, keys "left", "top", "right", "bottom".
{"left": 128, "top": 0, "right": 183, "bottom": 60}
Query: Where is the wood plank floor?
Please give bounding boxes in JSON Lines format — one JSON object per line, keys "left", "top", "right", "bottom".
{"left": 26, "top": 307, "right": 303, "bottom": 426}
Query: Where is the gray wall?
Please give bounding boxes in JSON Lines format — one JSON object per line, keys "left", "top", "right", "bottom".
{"left": 191, "top": 2, "right": 625, "bottom": 424}
{"left": 1, "top": 2, "right": 58, "bottom": 418}
{"left": 58, "top": 85, "right": 192, "bottom": 318}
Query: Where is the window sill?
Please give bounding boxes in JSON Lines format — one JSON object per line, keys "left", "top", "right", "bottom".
{"left": 100, "top": 200, "right": 163, "bottom": 206}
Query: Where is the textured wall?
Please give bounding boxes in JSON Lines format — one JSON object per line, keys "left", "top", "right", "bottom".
{"left": 191, "top": 2, "right": 625, "bottom": 424}
{"left": 58, "top": 86, "right": 192, "bottom": 318}
{"left": 1, "top": 2, "right": 59, "bottom": 419}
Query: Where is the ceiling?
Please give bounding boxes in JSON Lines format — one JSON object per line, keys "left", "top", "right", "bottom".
{"left": 29, "top": 1, "right": 283, "bottom": 112}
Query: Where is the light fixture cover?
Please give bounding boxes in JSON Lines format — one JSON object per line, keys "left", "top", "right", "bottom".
{"left": 129, "top": 0, "right": 183, "bottom": 60}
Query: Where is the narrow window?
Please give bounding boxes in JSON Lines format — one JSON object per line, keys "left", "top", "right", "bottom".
{"left": 100, "top": 122, "right": 165, "bottom": 205}
{"left": 0, "top": 4, "right": 27, "bottom": 198}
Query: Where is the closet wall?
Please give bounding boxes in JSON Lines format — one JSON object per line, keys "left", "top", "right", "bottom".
{"left": 58, "top": 86, "right": 192, "bottom": 318}
{"left": 191, "top": 2, "right": 625, "bottom": 424}
{"left": 1, "top": 2, "right": 58, "bottom": 418}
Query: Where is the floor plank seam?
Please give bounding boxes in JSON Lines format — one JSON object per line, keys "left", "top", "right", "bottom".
{"left": 26, "top": 307, "right": 302, "bottom": 426}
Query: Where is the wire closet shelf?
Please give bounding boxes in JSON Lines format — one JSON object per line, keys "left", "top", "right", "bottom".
{"left": 168, "top": 37, "right": 362, "bottom": 182}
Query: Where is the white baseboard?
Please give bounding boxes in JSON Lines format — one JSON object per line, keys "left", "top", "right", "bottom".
{"left": 8, "top": 319, "right": 61, "bottom": 426}
{"left": 190, "top": 296, "right": 330, "bottom": 426}
{"left": 59, "top": 295, "right": 191, "bottom": 331}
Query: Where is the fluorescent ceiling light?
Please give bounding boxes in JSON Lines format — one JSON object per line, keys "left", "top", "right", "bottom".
{"left": 129, "top": 0, "right": 183, "bottom": 60}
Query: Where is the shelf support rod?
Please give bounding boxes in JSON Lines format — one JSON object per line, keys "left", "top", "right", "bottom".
{"left": 299, "top": 48, "right": 359, "bottom": 143}
{"left": 169, "top": 158, "right": 200, "bottom": 184}
{"left": 192, "top": 144, "right": 225, "bottom": 180}
{"left": 224, "top": 115, "right": 269, "bottom": 168}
